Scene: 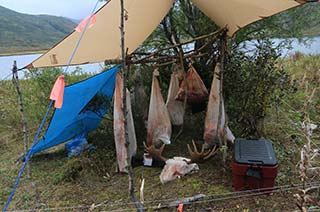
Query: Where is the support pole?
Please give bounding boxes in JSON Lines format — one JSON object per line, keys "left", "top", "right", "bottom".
{"left": 12, "top": 62, "right": 29, "bottom": 171}
{"left": 12, "top": 61, "right": 40, "bottom": 206}
{"left": 217, "top": 32, "right": 228, "bottom": 174}
{"left": 173, "top": 47, "right": 186, "bottom": 142}
{"left": 119, "top": 1, "right": 143, "bottom": 211}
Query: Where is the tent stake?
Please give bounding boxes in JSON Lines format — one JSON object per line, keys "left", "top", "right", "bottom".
{"left": 12, "top": 61, "right": 40, "bottom": 207}
{"left": 119, "top": 1, "right": 144, "bottom": 211}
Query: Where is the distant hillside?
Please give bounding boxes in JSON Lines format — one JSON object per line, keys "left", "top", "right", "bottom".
{"left": 276, "top": 3, "right": 320, "bottom": 37}
{"left": 235, "top": 3, "right": 320, "bottom": 40}
{"left": 0, "top": 6, "right": 76, "bottom": 55}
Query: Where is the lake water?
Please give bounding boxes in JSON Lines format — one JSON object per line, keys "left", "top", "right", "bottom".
{"left": 0, "top": 54, "right": 104, "bottom": 80}
{"left": 280, "top": 37, "right": 320, "bottom": 56}
{"left": 243, "top": 36, "right": 320, "bottom": 57}
{"left": 1, "top": 36, "right": 320, "bottom": 80}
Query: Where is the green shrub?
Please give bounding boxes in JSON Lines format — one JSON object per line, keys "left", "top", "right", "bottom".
{"left": 224, "top": 39, "right": 289, "bottom": 138}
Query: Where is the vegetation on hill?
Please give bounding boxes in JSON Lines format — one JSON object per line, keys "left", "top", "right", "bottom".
{"left": 0, "top": 6, "right": 75, "bottom": 55}
{"left": 238, "top": 2, "right": 320, "bottom": 40}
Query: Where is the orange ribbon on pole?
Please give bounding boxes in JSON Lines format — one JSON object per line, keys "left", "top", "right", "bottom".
{"left": 50, "top": 75, "right": 65, "bottom": 108}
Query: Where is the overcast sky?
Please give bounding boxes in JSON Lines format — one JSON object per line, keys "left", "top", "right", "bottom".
{"left": 0, "top": 0, "right": 105, "bottom": 20}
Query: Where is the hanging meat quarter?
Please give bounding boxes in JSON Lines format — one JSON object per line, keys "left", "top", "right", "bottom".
{"left": 147, "top": 70, "right": 172, "bottom": 148}
{"left": 175, "top": 64, "right": 208, "bottom": 105}
{"left": 113, "top": 73, "right": 137, "bottom": 173}
{"left": 166, "top": 69, "right": 185, "bottom": 126}
{"left": 204, "top": 63, "right": 235, "bottom": 146}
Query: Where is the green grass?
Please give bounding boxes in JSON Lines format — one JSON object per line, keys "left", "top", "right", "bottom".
{"left": 1, "top": 56, "right": 320, "bottom": 211}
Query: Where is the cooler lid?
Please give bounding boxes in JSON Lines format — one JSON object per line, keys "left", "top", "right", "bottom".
{"left": 234, "top": 139, "right": 277, "bottom": 166}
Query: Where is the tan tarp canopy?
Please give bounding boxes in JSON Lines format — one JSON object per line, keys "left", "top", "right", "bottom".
{"left": 26, "top": 0, "right": 315, "bottom": 68}
{"left": 192, "top": 0, "right": 302, "bottom": 36}
{"left": 26, "top": 0, "right": 174, "bottom": 68}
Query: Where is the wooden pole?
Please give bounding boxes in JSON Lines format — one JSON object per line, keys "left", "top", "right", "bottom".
{"left": 173, "top": 49, "right": 187, "bottom": 142}
{"left": 217, "top": 32, "right": 228, "bottom": 173}
{"left": 12, "top": 62, "right": 29, "bottom": 167}
{"left": 12, "top": 61, "right": 40, "bottom": 206}
{"left": 119, "top": 1, "right": 143, "bottom": 211}
{"left": 105, "top": 28, "right": 226, "bottom": 66}
{"left": 104, "top": 52, "right": 209, "bottom": 66}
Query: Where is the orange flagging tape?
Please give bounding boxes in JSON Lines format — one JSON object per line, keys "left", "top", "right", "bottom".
{"left": 75, "top": 14, "right": 97, "bottom": 32}
{"left": 50, "top": 75, "right": 65, "bottom": 108}
{"left": 177, "top": 203, "right": 183, "bottom": 212}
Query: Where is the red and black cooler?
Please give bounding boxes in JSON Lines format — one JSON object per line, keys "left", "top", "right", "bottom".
{"left": 232, "top": 139, "right": 278, "bottom": 192}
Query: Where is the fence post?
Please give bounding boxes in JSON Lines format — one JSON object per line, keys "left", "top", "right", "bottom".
{"left": 12, "top": 61, "right": 40, "bottom": 207}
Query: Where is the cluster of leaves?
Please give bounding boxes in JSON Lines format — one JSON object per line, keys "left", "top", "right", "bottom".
{"left": 224, "top": 39, "right": 290, "bottom": 138}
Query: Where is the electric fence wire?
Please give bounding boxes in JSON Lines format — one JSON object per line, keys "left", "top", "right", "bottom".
{"left": 277, "top": 103, "right": 320, "bottom": 149}
{"left": 6, "top": 181, "right": 320, "bottom": 212}
{"left": 274, "top": 93, "right": 320, "bottom": 147}
{"left": 1, "top": 73, "right": 12, "bottom": 81}
{"left": 0, "top": 126, "right": 47, "bottom": 148}
{"left": 7, "top": 183, "right": 320, "bottom": 212}
{"left": 0, "top": 67, "right": 24, "bottom": 81}
{"left": 82, "top": 183, "right": 320, "bottom": 212}
{"left": 95, "top": 182, "right": 320, "bottom": 210}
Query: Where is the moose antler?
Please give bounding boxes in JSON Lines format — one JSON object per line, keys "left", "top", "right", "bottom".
{"left": 144, "top": 142, "right": 167, "bottom": 162}
{"left": 187, "top": 140, "right": 218, "bottom": 163}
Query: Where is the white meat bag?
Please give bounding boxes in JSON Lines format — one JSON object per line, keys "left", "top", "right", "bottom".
{"left": 114, "top": 74, "right": 137, "bottom": 173}
{"left": 147, "top": 71, "right": 172, "bottom": 147}
{"left": 203, "top": 64, "right": 224, "bottom": 145}
{"left": 203, "top": 63, "right": 226, "bottom": 146}
{"left": 160, "top": 157, "right": 199, "bottom": 184}
{"left": 166, "top": 72, "right": 185, "bottom": 126}
{"left": 225, "top": 126, "right": 235, "bottom": 144}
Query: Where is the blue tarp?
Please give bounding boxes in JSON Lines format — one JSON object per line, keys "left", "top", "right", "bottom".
{"left": 30, "top": 66, "right": 119, "bottom": 155}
